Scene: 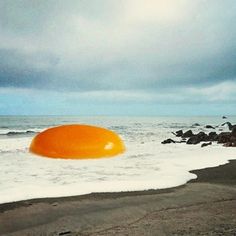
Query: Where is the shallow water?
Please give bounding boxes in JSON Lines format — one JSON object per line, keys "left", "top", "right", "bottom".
{"left": 0, "top": 116, "right": 235, "bottom": 203}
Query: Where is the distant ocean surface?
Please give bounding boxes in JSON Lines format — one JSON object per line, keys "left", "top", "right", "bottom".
{"left": 0, "top": 116, "right": 236, "bottom": 204}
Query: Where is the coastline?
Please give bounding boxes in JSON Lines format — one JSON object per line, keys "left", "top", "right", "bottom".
{"left": 1, "top": 160, "right": 236, "bottom": 235}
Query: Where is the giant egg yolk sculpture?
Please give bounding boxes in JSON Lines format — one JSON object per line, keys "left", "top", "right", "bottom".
{"left": 30, "top": 124, "right": 125, "bottom": 159}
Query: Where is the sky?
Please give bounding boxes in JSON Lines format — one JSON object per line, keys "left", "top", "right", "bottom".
{"left": 0, "top": 0, "right": 236, "bottom": 116}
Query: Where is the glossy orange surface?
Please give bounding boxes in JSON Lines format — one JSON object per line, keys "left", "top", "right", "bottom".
{"left": 30, "top": 124, "right": 125, "bottom": 159}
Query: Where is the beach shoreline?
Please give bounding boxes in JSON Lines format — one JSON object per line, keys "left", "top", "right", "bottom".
{"left": 1, "top": 160, "right": 236, "bottom": 235}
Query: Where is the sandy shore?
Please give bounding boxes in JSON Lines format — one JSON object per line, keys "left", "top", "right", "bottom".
{"left": 0, "top": 160, "right": 236, "bottom": 236}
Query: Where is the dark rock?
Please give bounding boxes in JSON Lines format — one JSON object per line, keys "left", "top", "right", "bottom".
{"left": 218, "top": 132, "right": 231, "bottom": 143}
{"left": 59, "top": 231, "right": 72, "bottom": 235}
{"left": 223, "top": 142, "right": 236, "bottom": 147}
{"left": 182, "top": 130, "right": 193, "bottom": 138}
{"left": 232, "top": 127, "right": 236, "bottom": 137}
{"left": 193, "top": 123, "right": 200, "bottom": 126}
{"left": 205, "top": 125, "right": 215, "bottom": 129}
{"left": 222, "top": 122, "right": 230, "bottom": 128}
{"left": 208, "top": 132, "right": 218, "bottom": 141}
{"left": 165, "top": 123, "right": 236, "bottom": 148}
{"left": 6, "top": 130, "right": 36, "bottom": 136}
{"left": 196, "top": 131, "right": 208, "bottom": 140}
{"left": 230, "top": 135, "right": 236, "bottom": 142}
{"left": 174, "top": 130, "right": 183, "bottom": 137}
{"left": 221, "top": 122, "right": 236, "bottom": 131}
{"left": 222, "top": 116, "right": 227, "bottom": 119}
{"left": 223, "top": 142, "right": 232, "bottom": 147}
{"left": 161, "top": 139, "right": 175, "bottom": 144}
{"left": 186, "top": 131, "right": 209, "bottom": 144}
{"left": 187, "top": 136, "right": 201, "bottom": 145}
{"left": 208, "top": 131, "right": 217, "bottom": 136}
{"left": 26, "top": 130, "right": 35, "bottom": 134}
{"left": 201, "top": 142, "right": 212, "bottom": 148}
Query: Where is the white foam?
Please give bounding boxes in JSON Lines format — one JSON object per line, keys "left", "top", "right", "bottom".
{"left": 0, "top": 117, "right": 235, "bottom": 204}
{"left": 0, "top": 137, "right": 31, "bottom": 153}
{"left": 0, "top": 141, "right": 235, "bottom": 204}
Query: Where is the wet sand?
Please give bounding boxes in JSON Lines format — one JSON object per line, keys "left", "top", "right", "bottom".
{"left": 0, "top": 160, "right": 236, "bottom": 236}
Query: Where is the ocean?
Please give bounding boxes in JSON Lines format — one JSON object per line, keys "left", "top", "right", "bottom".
{"left": 0, "top": 116, "right": 235, "bottom": 204}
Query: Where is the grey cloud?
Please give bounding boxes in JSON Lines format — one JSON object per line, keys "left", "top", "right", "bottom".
{"left": 0, "top": 0, "right": 236, "bottom": 93}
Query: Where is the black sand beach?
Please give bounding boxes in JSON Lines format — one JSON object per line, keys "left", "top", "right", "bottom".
{"left": 0, "top": 160, "right": 236, "bottom": 236}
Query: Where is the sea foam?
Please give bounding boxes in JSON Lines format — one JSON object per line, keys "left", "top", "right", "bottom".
{"left": 0, "top": 116, "right": 235, "bottom": 204}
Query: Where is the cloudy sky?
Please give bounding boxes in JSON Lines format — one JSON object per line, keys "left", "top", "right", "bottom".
{"left": 0, "top": 0, "right": 236, "bottom": 115}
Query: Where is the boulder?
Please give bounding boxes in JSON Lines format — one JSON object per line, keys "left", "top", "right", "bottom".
{"left": 187, "top": 136, "right": 201, "bottom": 145}
{"left": 230, "top": 135, "right": 236, "bottom": 142}
{"left": 175, "top": 130, "right": 183, "bottom": 137}
{"left": 223, "top": 142, "right": 236, "bottom": 147}
{"left": 192, "top": 123, "right": 200, "bottom": 126}
{"left": 186, "top": 131, "right": 208, "bottom": 144}
{"left": 232, "top": 127, "right": 236, "bottom": 137}
{"left": 196, "top": 131, "right": 208, "bottom": 141}
{"left": 201, "top": 142, "right": 212, "bottom": 148}
{"left": 218, "top": 132, "right": 231, "bottom": 143}
{"left": 205, "top": 125, "right": 215, "bottom": 129}
{"left": 161, "top": 139, "right": 175, "bottom": 144}
{"left": 222, "top": 116, "right": 227, "bottom": 119}
{"left": 182, "top": 130, "right": 193, "bottom": 138}
{"left": 208, "top": 132, "right": 218, "bottom": 141}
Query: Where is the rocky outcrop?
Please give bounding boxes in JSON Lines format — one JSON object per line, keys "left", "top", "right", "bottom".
{"left": 186, "top": 132, "right": 209, "bottom": 145}
{"left": 161, "top": 122, "right": 236, "bottom": 147}
{"left": 220, "top": 127, "right": 236, "bottom": 147}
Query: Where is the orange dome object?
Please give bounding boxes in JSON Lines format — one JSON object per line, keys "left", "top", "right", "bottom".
{"left": 29, "top": 124, "right": 125, "bottom": 159}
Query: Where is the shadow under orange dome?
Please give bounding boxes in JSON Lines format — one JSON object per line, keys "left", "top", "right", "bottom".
{"left": 30, "top": 124, "right": 125, "bottom": 159}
